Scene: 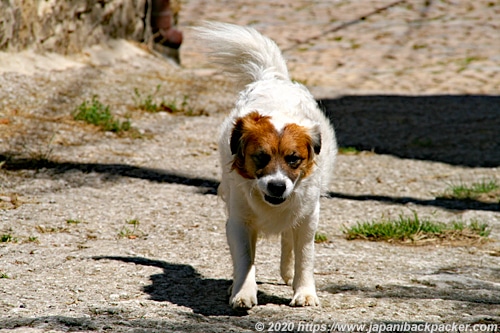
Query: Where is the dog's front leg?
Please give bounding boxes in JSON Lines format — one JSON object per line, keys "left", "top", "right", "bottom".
{"left": 226, "top": 217, "right": 258, "bottom": 309}
{"left": 290, "top": 204, "right": 320, "bottom": 307}
{"left": 280, "top": 229, "right": 294, "bottom": 285}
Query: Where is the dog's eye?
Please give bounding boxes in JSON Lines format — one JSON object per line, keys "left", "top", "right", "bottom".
{"left": 252, "top": 152, "right": 271, "bottom": 169}
{"left": 285, "top": 154, "right": 303, "bottom": 168}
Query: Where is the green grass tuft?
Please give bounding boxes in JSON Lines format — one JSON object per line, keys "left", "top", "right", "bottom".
{"left": 345, "top": 213, "right": 440, "bottom": 241}
{"left": 471, "top": 220, "right": 491, "bottom": 238}
{"left": 134, "top": 86, "right": 201, "bottom": 116}
{"left": 74, "top": 95, "right": 131, "bottom": 132}
{"left": 344, "top": 212, "right": 490, "bottom": 245}
{"left": 314, "top": 232, "right": 328, "bottom": 243}
{"left": 443, "top": 179, "right": 499, "bottom": 201}
{"left": 118, "top": 219, "right": 144, "bottom": 239}
{"left": 134, "top": 85, "right": 162, "bottom": 113}
{"left": 338, "top": 146, "right": 361, "bottom": 155}
{"left": 1, "top": 234, "right": 17, "bottom": 243}
{"left": 1, "top": 234, "right": 12, "bottom": 242}
{"left": 27, "top": 236, "right": 39, "bottom": 243}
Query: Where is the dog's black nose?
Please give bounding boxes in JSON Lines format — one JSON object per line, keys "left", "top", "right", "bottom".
{"left": 267, "top": 180, "right": 286, "bottom": 197}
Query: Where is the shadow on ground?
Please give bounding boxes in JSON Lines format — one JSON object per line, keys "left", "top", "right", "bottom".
{"left": 320, "top": 94, "right": 500, "bottom": 167}
{"left": 326, "top": 191, "right": 499, "bottom": 212}
{"left": 92, "top": 256, "right": 290, "bottom": 316}
{"left": 323, "top": 265, "right": 500, "bottom": 318}
{"left": 1, "top": 154, "right": 498, "bottom": 212}
{"left": 3, "top": 262, "right": 498, "bottom": 332}
{"left": 324, "top": 282, "right": 500, "bottom": 306}
{"left": 0, "top": 155, "right": 219, "bottom": 195}
{"left": 1, "top": 256, "right": 277, "bottom": 331}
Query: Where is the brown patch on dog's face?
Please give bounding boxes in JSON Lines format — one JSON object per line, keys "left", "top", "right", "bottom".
{"left": 279, "top": 123, "right": 318, "bottom": 179}
{"left": 230, "top": 111, "right": 320, "bottom": 181}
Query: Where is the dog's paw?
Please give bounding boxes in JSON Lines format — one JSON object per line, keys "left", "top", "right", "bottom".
{"left": 290, "top": 289, "right": 320, "bottom": 307}
{"left": 281, "top": 274, "right": 293, "bottom": 286}
{"left": 229, "top": 291, "right": 258, "bottom": 309}
{"left": 229, "top": 283, "right": 258, "bottom": 309}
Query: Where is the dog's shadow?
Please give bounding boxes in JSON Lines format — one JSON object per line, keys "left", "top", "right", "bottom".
{"left": 93, "top": 256, "right": 290, "bottom": 316}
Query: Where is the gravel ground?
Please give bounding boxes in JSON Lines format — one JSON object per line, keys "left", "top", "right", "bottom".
{"left": 1, "top": 1, "right": 500, "bottom": 332}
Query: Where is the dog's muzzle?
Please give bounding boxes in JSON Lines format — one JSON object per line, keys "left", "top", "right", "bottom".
{"left": 264, "top": 180, "right": 287, "bottom": 205}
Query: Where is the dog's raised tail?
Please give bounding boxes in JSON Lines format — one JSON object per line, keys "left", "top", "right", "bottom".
{"left": 194, "top": 22, "right": 289, "bottom": 87}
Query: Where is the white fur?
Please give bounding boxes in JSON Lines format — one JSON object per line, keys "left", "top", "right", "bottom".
{"left": 196, "top": 22, "right": 337, "bottom": 309}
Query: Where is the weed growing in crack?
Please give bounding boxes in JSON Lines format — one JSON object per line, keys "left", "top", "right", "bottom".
{"left": 1, "top": 234, "right": 15, "bottom": 242}
{"left": 27, "top": 236, "right": 39, "bottom": 243}
{"left": 314, "top": 232, "right": 328, "bottom": 243}
{"left": 134, "top": 86, "right": 201, "bottom": 116}
{"left": 134, "top": 85, "right": 162, "bottom": 113}
{"left": 118, "top": 219, "right": 145, "bottom": 239}
{"left": 74, "top": 95, "right": 131, "bottom": 132}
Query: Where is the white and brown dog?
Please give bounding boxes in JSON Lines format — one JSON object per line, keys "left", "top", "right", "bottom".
{"left": 196, "top": 22, "right": 337, "bottom": 309}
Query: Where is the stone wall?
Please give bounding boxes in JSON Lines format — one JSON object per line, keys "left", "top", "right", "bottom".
{"left": 0, "top": 0, "right": 181, "bottom": 55}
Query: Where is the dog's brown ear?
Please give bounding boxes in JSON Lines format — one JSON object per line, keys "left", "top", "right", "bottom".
{"left": 230, "top": 111, "right": 265, "bottom": 155}
{"left": 310, "top": 124, "right": 322, "bottom": 155}
{"left": 230, "top": 118, "right": 245, "bottom": 156}
{"left": 230, "top": 117, "right": 251, "bottom": 178}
